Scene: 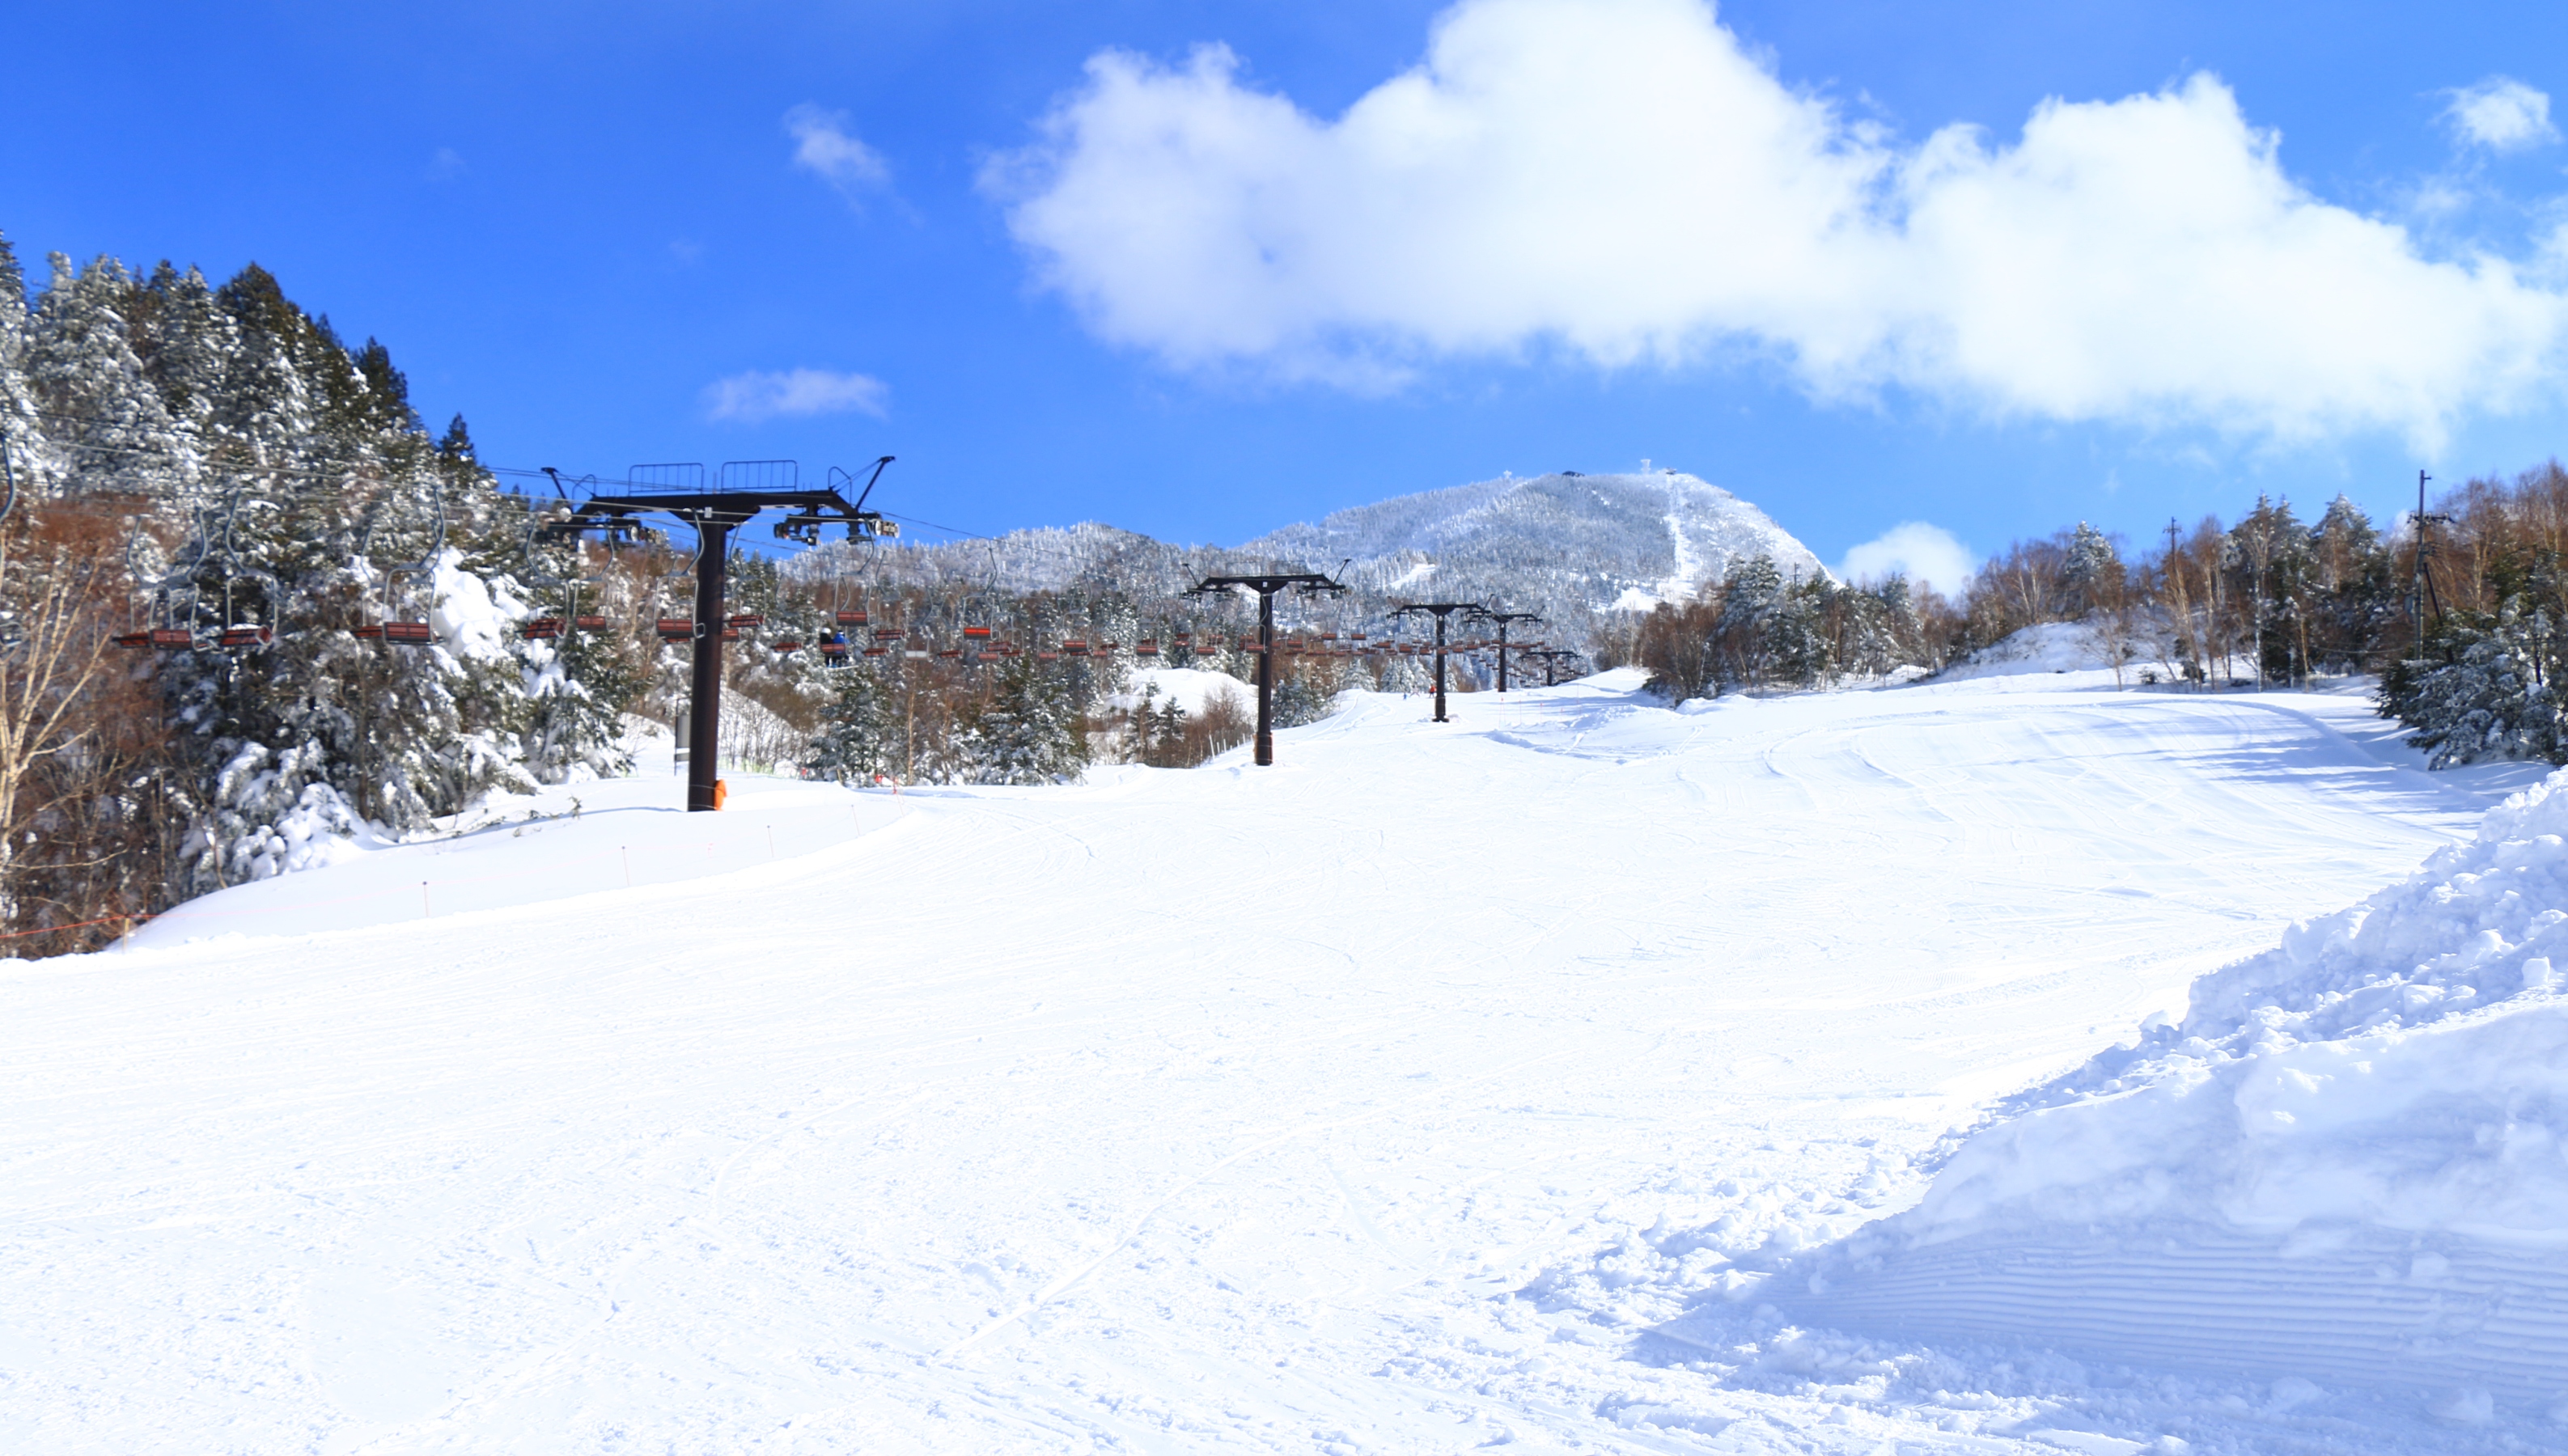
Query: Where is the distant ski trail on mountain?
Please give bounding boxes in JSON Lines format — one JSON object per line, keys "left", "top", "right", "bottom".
{"left": 1662, "top": 474, "right": 1697, "bottom": 602}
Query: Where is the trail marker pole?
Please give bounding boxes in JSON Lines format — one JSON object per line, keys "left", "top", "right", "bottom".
{"left": 1184, "top": 570, "right": 1347, "bottom": 765}
{"left": 1392, "top": 602, "right": 1488, "bottom": 723}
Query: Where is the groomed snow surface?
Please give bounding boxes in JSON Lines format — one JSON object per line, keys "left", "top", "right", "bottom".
{"left": 9, "top": 661, "right": 2566, "bottom": 1453}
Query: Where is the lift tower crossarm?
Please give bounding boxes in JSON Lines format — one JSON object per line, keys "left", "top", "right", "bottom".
{"left": 543, "top": 459, "right": 896, "bottom": 811}
{"left": 1391, "top": 601, "right": 1489, "bottom": 723}
{"left": 1186, "top": 570, "right": 1345, "bottom": 766}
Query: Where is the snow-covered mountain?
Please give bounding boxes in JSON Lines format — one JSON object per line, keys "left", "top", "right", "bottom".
{"left": 1242, "top": 468, "right": 1827, "bottom": 610}
{"left": 820, "top": 467, "right": 1829, "bottom": 645}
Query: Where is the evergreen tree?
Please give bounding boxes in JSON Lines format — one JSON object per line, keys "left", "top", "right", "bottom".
{"left": 2382, "top": 607, "right": 2566, "bottom": 768}
{"left": 0, "top": 231, "right": 38, "bottom": 503}
{"left": 26, "top": 253, "right": 180, "bottom": 497}
{"left": 956, "top": 654, "right": 1086, "bottom": 784}
{"left": 1271, "top": 672, "right": 1331, "bottom": 728}
{"left": 806, "top": 662, "right": 900, "bottom": 783}
{"left": 2059, "top": 521, "right": 2118, "bottom": 616}
{"left": 1714, "top": 554, "right": 1784, "bottom": 688}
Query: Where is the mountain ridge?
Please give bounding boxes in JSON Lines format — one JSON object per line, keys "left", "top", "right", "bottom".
{"left": 1239, "top": 468, "right": 1827, "bottom": 609}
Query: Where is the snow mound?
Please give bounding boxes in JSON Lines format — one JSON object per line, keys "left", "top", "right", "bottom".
{"left": 1113, "top": 667, "right": 1248, "bottom": 717}
{"left": 1930, "top": 620, "right": 2131, "bottom": 682}
{"left": 1788, "top": 770, "right": 2568, "bottom": 1409}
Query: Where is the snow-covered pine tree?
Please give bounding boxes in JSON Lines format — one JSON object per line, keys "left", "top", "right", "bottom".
{"left": 956, "top": 654, "right": 1086, "bottom": 785}
{"left": 2383, "top": 607, "right": 2564, "bottom": 768}
{"left": 2059, "top": 521, "right": 2117, "bottom": 616}
{"left": 806, "top": 661, "right": 899, "bottom": 783}
{"left": 0, "top": 233, "right": 43, "bottom": 503}
{"left": 1713, "top": 554, "right": 1783, "bottom": 688}
{"left": 26, "top": 254, "right": 185, "bottom": 500}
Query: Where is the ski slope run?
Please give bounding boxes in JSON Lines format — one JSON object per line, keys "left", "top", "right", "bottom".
{"left": 2, "top": 668, "right": 2540, "bottom": 1453}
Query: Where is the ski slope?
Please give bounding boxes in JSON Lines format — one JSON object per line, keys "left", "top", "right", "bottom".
{"left": 3, "top": 667, "right": 2551, "bottom": 1453}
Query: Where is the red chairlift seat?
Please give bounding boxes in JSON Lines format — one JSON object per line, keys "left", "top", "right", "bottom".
{"left": 575, "top": 614, "right": 607, "bottom": 632}
{"left": 218, "top": 625, "right": 273, "bottom": 650}
{"left": 1062, "top": 639, "right": 1090, "bottom": 655}
{"left": 862, "top": 645, "right": 889, "bottom": 658}
{"left": 963, "top": 624, "right": 993, "bottom": 641}
{"left": 379, "top": 621, "right": 434, "bottom": 646}
{"left": 521, "top": 617, "right": 566, "bottom": 641}
{"left": 1135, "top": 639, "right": 1161, "bottom": 657}
{"left": 1037, "top": 650, "right": 1060, "bottom": 661}
{"left": 774, "top": 639, "right": 806, "bottom": 653}
{"left": 837, "top": 607, "right": 869, "bottom": 626}
{"left": 727, "top": 613, "right": 765, "bottom": 631}
{"left": 655, "top": 618, "right": 694, "bottom": 642}
{"left": 935, "top": 647, "right": 961, "bottom": 660}
{"left": 871, "top": 627, "right": 902, "bottom": 642}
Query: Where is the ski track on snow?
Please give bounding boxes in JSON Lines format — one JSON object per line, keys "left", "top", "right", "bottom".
{"left": 0, "top": 669, "right": 2545, "bottom": 1453}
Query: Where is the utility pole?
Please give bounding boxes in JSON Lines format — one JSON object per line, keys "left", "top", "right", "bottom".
{"left": 1392, "top": 601, "right": 1488, "bottom": 723}
{"left": 1474, "top": 610, "right": 1542, "bottom": 692}
{"left": 2412, "top": 468, "right": 2450, "bottom": 658}
{"left": 1184, "top": 569, "right": 1347, "bottom": 765}
{"left": 546, "top": 457, "right": 894, "bottom": 810}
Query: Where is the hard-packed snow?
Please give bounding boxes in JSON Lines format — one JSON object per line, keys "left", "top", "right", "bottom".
{"left": 7, "top": 661, "right": 2564, "bottom": 1453}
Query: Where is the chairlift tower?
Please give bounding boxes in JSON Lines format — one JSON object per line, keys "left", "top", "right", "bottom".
{"left": 545, "top": 456, "right": 894, "bottom": 811}
{"left": 1521, "top": 647, "right": 1579, "bottom": 686}
{"left": 1391, "top": 600, "right": 1489, "bottom": 723}
{"left": 1474, "top": 610, "right": 1543, "bottom": 692}
{"left": 1184, "top": 569, "right": 1346, "bottom": 765}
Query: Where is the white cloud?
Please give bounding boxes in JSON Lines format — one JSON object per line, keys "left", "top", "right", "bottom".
{"left": 1837, "top": 522, "right": 1976, "bottom": 596}
{"left": 989, "top": 0, "right": 2568, "bottom": 448}
{"left": 786, "top": 104, "right": 892, "bottom": 198}
{"left": 2443, "top": 77, "right": 2559, "bottom": 152}
{"left": 702, "top": 368, "right": 889, "bottom": 424}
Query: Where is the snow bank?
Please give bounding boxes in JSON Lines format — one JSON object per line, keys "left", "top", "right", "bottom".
{"left": 1791, "top": 770, "right": 2568, "bottom": 1410}
{"left": 1113, "top": 667, "right": 1248, "bottom": 717}
{"left": 1931, "top": 620, "right": 2125, "bottom": 682}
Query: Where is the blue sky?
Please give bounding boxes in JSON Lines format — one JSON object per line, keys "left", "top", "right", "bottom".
{"left": 9, "top": 0, "right": 2568, "bottom": 586}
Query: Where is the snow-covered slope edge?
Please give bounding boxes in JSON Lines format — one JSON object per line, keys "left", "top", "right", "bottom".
{"left": 1779, "top": 771, "right": 2568, "bottom": 1412}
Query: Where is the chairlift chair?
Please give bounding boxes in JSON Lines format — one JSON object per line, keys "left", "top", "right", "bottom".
{"left": 117, "top": 510, "right": 210, "bottom": 650}
{"left": 362, "top": 474, "right": 448, "bottom": 648}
